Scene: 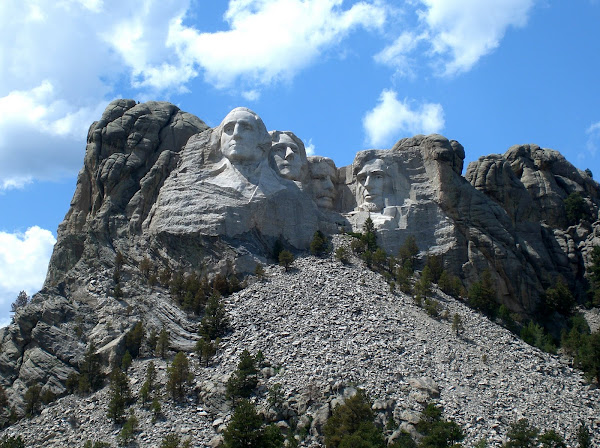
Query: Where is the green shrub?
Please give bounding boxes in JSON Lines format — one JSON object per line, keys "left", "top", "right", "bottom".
{"left": 107, "top": 368, "right": 131, "bottom": 423}
{"left": 166, "top": 352, "right": 191, "bottom": 401}
{"left": 310, "top": 231, "right": 329, "bottom": 256}
{"left": 199, "top": 294, "right": 229, "bottom": 341}
{"left": 468, "top": 270, "right": 498, "bottom": 318}
{"left": 226, "top": 350, "right": 259, "bottom": 403}
{"left": 324, "top": 389, "right": 384, "bottom": 448}
{"left": 279, "top": 250, "right": 295, "bottom": 272}
{"left": 564, "top": 192, "right": 588, "bottom": 225}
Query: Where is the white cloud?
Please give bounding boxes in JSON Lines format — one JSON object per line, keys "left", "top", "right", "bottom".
{"left": 0, "top": 227, "right": 56, "bottom": 313}
{"left": 374, "top": 31, "right": 426, "bottom": 77}
{"left": 363, "top": 89, "right": 444, "bottom": 147}
{"left": 305, "top": 138, "right": 316, "bottom": 156}
{"left": 417, "top": 0, "right": 536, "bottom": 75}
{"left": 375, "top": 0, "right": 536, "bottom": 77}
{"left": 0, "top": 81, "right": 106, "bottom": 187}
{"left": 0, "top": 0, "right": 191, "bottom": 186}
{"left": 165, "top": 0, "right": 387, "bottom": 89}
{"left": 242, "top": 90, "right": 261, "bottom": 101}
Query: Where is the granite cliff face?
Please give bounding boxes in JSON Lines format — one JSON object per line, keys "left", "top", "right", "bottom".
{"left": 1, "top": 100, "right": 599, "bottom": 444}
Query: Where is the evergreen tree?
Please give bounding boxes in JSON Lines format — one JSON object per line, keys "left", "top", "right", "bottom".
{"left": 200, "top": 294, "right": 229, "bottom": 341}
{"left": 452, "top": 313, "right": 464, "bottom": 337}
{"left": 196, "top": 337, "right": 220, "bottom": 367}
{"left": 124, "top": 321, "right": 144, "bottom": 358}
{"left": 324, "top": 389, "right": 384, "bottom": 448}
{"left": 335, "top": 247, "right": 350, "bottom": 264}
{"left": 160, "top": 434, "right": 181, "bottom": 448}
{"left": 398, "top": 236, "right": 419, "bottom": 272}
{"left": 425, "top": 254, "right": 443, "bottom": 283}
{"left": 78, "top": 342, "right": 104, "bottom": 394}
{"left": 538, "top": 430, "right": 566, "bottom": 448}
{"left": 0, "top": 436, "right": 25, "bottom": 448}
{"left": 576, "top": 421, "right": 591, "bottom": 448}
{"left": 415, "top": 266, "right": 433, "bottom": 302}
{"left": 107, "top": 368, "right": 131, "bottom": 423}
{"left": 279, "top": 250, "right": 295, "bottom": 272}
{"left": 361, "top": 217, "right": 378, "bottom": 252}
{"left": 416, "top": 403, "right": 464, "bottom": 448}
{"left": 564, "top": 192, "right": 588, "bottom": 225}
{"left": 223, "top": 399, "right": 284, "bottom": 448}
{"left": 468, "top": 270, "right": 498, "bottom": 318}
{"left": 117, "top": 411, "right": 138, "bottom": 447}
{"left": 254, "top": 263, "right": 266, "bottom": 280}
{"left": 121, "top": 351, "right": 132, "bottom": 372}
{"left": 24, "top": 384, "right": 41, "bottom": 417}
{"left": 167, "top": 352, "right": 191, "bottom": 401}
{"left": 226, "top": 350, "right": 258, "bottom": 403}
{"left": 10, "top": 291, "right": 29, "bottom": 312}
{"left": 503, "top": 419, "right": 539, "bottom": 448}
{"left": 138, "top": 361, "right": 156, "bottom": 406}
{"left": 310, "top": 231, "right": 329, "bottom": 256}
{"left": 545, "top": 277, "right": 575, "bottom": 315}
{"left": 588, "top": 246, "right": 600, "bottom": 306}
{"left": 156, "top": 327, "right": 170, "bottom": 359}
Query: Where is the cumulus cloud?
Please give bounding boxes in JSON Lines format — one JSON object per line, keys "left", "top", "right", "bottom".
{"left": 166, "top": 0, "right": 387, "bottom": 89}
{"left": 0, "top": 226, "right": 56, "bottom": 318}
{"left": 376, "top": 0, "right": 536, "bottom": 76}
{"left": 0, "top": 0, "right": 189, "bottom": 187}
{"left": 0, "top": 81, "right": 105, "bottom": 188}
{"left": 363, "top": 89, "right": 444, "bottom": 147}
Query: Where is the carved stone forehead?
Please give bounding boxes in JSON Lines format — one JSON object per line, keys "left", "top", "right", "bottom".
{"left": 357, "top": 158, "right": 386, "bottom": 176}
{"left": 310, "top": 158, "right": 336, "bottom": 177}
{"left": 221, "top": 107, "right": 265, "bottom": 130}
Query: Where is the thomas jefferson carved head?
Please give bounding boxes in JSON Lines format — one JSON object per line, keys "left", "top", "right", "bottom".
{"left": 269, "top": 131, "right": 307, "bottom": 182}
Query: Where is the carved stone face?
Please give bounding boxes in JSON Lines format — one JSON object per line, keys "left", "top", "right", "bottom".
{"left": 220, "top": 109, "right": 264, "bottom": 164}
{"left": 356, "top": 158, "right": 386, "bottom": 212}
{"left": 272, "top": 134, "right": 304, "bottom": 181}
{"left": 309, "top": 158, "right": 336, "bottom": 209}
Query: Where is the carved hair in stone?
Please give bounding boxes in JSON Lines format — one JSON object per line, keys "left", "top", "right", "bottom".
{"left": 308, "top": 156, "right": 337, "bottom": 210}
{"left": 269, "top": 130, "right": 308, "bottom": 183}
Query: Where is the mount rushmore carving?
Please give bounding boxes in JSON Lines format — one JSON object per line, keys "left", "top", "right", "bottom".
{"left": 46, "top": 99, "right": 600, "bottom": 317}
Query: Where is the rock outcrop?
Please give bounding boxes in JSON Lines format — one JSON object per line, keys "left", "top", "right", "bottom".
{"left": 1, "top": 100, "right": 600, "bottom": 444}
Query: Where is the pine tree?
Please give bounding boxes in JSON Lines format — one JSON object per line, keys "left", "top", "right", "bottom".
{"left": 156, "top": 327, "right": 170, "bottom": 359}
{"left": 226, "top": 350, "right": 258, "bottom": 403}
{"left": 24, "top": 384, "right": 41, "bottom": 417}
{"left": 200, "top": 294, "right": 229, "bottom": 341}
{"left": 78, "top": 342, "right": 104, "bottom": 394}
{"left": 310, "top": 230, "right": 329, "bottom": 256}
{"left": 10, "top": 291, "right": 29, "bottom": 312}
{"left": 166, "top": 352, "right": 191, "bottom": 401}
{"left": 278, "top": 250, "right": 294, "bottom": 272}
{"left": 452, "top": 313, "right": 464, "bottom": 337}
{"left": 124, "top": 321, "right": 144, "bottom": 358}
{"left": 107, "top": 368, "right": 131, "bottom": 423}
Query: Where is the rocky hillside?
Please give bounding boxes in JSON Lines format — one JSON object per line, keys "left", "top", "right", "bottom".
{"left": 1, "top": 100, "right": 599, "bottom": 446}
{"left": 1, "top": 247, "right": 598, "bottom": 446}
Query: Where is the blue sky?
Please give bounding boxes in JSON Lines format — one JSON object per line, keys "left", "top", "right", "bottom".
{"left": 0, "top": 0, "right": 599, "bottom": 325}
